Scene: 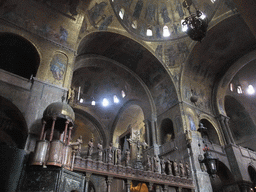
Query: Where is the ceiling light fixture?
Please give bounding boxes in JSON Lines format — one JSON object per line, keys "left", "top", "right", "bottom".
{"left": 182, "top": 0, "right": 208, "bottom": 42}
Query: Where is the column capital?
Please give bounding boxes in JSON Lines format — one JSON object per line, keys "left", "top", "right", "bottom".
{"left": 85, "top": 173, "right": 91, "bottom": 182}
{"left": 216, "top": 114, "right": 229, "bottom": 121}
{"left": 126, "top": 180, "right": 131, "bottom": 185}
{"left": 107, "top": 176, "right": 113, "bottom": 185}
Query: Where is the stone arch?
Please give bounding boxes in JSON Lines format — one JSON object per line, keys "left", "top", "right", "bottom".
{"left": 73, "top": 55, "right": 155, "bottom": 120}
{"left": 199, "top": 118, "right": 221, "bottom": 145}
{"left": 215, "top": 50, "right": 256, "bottom": 116}
{"left": 0, "top": 32, "right": 40, "bottom": 79}
{"left": 111, "top": 102, "right": 145, "bottom": 160}
{"left": 224, "top": 95, "right": 256, "bottom": 149}
{"left": 73, "top": 108, "right": 107, "bottom": 149}
{"left": 110, "top": 100, "right": 149, "bottom": 144}
{"left": 76, "top": 31, "right": 179, "bottom": 111}
{"left": 0, "top": 96, "right": 28, "bottom": 149}
{"left": 160, "top": 118, "right": 175, "bottom": 145}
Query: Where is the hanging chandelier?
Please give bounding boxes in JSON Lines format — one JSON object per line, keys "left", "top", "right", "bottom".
{"left": 182, "top": 0, "right": 208, "bottom": 42}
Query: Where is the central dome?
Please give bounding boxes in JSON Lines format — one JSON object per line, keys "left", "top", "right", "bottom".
{"left": 110, "top": 0, "right": 220, "bottom": 41}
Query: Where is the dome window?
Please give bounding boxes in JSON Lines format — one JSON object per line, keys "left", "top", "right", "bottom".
{"left": 119, "top": 8, "right": 125, "bottom": 20}
{"left": 146, "top": 27, "right": 153, "bottom": 36}
{"left": 247, "top": 85, "right": 255, "bottom": 95}
{"left": 163, "top": 25, "right": 170, "bottom": 37}
{"left": 237, "top": 86, "right": 243, "bottom": 94}
{"left": 121, "top": 90, "right": 126, "bottom": 98}
{"left": 113, "top": 95, "right": 119, "bottom": 103}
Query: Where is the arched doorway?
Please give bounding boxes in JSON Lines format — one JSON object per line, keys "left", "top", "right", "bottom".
{"left": 0, "top": 96, "right": 28, "bottom": 148}
{"left": 0, "top": 96, "right": 28, "bottom": 192}
{"left": 113, "top": 104, "right": 145, "bottom": 161}
{"left": 0, "top": 33, "right": 40, "bottom": 79}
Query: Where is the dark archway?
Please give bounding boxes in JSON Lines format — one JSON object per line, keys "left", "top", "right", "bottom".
{"left": 211, "top": 161, "right": 236, "bottom": 192}
{"left": 0, "top": 96, "right": 28, "bottom": 149}
{"left": 0, "top": 33, "right": 40, "bottom": 79}
{"left": 225, "top": 95, "right": 256, "bottom": 150}
{"left": 160, "top": 118, "right": 175, "bottom": 145}
{"left": 248, "top": 166, "right": 256, "bottom": 189}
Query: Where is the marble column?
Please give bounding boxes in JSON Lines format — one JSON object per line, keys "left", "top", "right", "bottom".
{"left": 126, "top": 180, "right": 131, "bottom": 192}
{"left": 106, "top": 176, "right": 113, "bottom": 192}
{"left": 40, "top": 120, "right": 46, "bottom": 140}
{"left": 163, "top": 185, "right": 168, "bottom": 192}
{"left": 149, "top": 183, "right": 153, "bottom": 192}
{"left": 150, "top": 116, "right": 157, "bottom": 145}
{"left": 216, "top": 115, "right": 232, "bottom": 144}
{"left": 84, "top": 173, "right": 91, "bottom": 192}
{"left": 49, "top": 117, "right": 56, "bottom": 141}
{"left": 224, "top": 116, "right": 235, "bottom": 143}
{"left": 63, "top": 120, "right": 69, "bottom": 143}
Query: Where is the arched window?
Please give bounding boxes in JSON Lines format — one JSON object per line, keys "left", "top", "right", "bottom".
{"left": 163, "top": 25, "right": 170, "bottom": 37}
{"left": 146, "top": 27, "right": 153, "bottom": 36}
{"left": 0, "top": 33, "right": 40, "bottom": 79}
{"left": 119, "top": 8, "right": 125, "bottom": 20}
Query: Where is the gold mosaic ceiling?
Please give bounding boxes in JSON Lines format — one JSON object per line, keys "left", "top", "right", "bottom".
{"left": 110, "top": 0, "right": 220, "bottom": 41}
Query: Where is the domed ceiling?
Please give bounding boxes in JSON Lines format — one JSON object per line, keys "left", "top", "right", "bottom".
{"left": 110, "top": 0, "right": 220, "bottom": 41}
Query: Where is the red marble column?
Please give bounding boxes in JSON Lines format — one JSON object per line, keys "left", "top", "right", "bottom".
{"left": 49, "top": 117, "right": 56, "bottom": 142}
{"left": 40, "top": 120, "right": 46, "bottom": 140}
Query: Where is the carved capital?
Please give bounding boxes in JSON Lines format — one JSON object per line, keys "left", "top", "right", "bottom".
{"left": 85, "top": 173, "right": 91, "bottom": 182}
{"left": 107, "top": 176, "right": 113, "bottom": 185}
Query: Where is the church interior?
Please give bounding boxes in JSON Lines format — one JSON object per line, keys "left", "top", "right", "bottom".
{"left": 0, "top": 0, "right": 256, "bottom": 191}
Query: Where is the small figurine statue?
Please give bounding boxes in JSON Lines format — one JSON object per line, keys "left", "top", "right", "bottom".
{"left": 185, "top": 162, "right": 191, "bottom": 178}
{"left": 87, "top": 138, "right": 94, "bottom": 159}
{"left": 173, "top": 159, "right": 179, "bottom": 176}
{"left": 68, "top": 87, "right": 75, "bottom": 104}
{"left": 116, "top": 145, "right": 122, "bottom": 165}
{"left": 167, "top": 159, "right": 173, "bottom": 176}
{"left": 160, "top": 157, "right": 166, "bottom": 175}
{"left": 125, "top": 148, "right": 130, "bottom": 167}
{"left": 146, "top": 153, "right": 152, "bottom": 171}
{"left": 179, "top": 161, "right": 185, "bottom": 177}
{"left": 97, "top": 140, "right": 103, "bottom": 162}
{"left": 70, "top": 135, "right": 83, "bottom": 156}
{"left": 185, "top": 129, "right": 192, "bottom": 147}
{"left": 153, "top": 155, "right": 160, "bottom": 173}
{"left": 108, "top": 143, "right": 114, "bottom": 164}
